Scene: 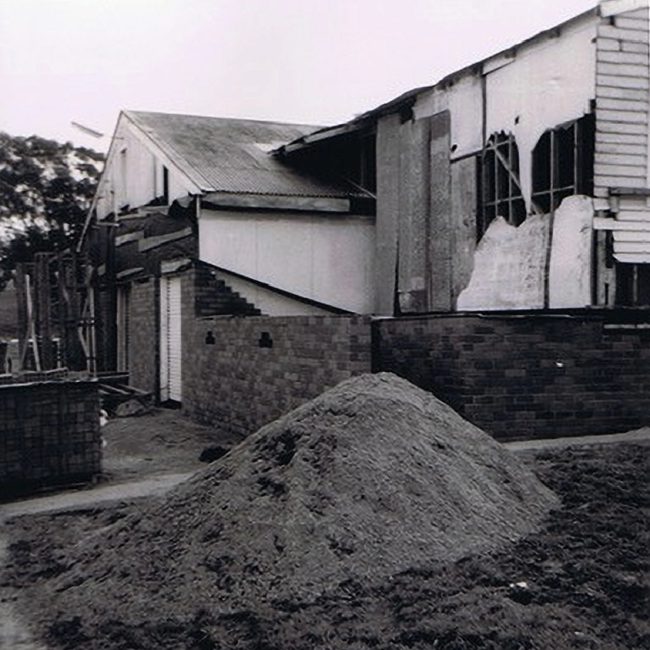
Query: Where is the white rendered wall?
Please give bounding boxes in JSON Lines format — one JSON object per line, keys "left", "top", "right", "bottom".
{"left": 199, "top": 209, "right": 376, "bottom": 314}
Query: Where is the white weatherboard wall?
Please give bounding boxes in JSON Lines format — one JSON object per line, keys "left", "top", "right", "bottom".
{"left": 593, "top": 2, "right": 650, "bottom": 265}
{"left": 95, "top": 118, "right": 193, "bottom": 220}
{"left": 199, "top": 209, "right": 375, "bottom": 314}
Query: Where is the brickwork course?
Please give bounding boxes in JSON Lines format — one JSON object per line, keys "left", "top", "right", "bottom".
{"left": 0, "top": 380, "right": 101, "bottom": 489}
{"left": 374, "top": 312, "right": 650, "bottom": 440}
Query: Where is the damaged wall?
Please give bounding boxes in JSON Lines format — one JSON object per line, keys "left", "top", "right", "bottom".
{"left": 484, "top": 18, "right": 597, "bottom": 213}
{"left": 458, "top": 196, "right": 594, "bottom": 310}
{"left": 549, "top": 196, "right": 594, "bottom": 308}
{"left": 374, "top": 9, "right": 599, "bottom": 315}
{"left": 457, "top": 214, "right": 550, "bottom": 310}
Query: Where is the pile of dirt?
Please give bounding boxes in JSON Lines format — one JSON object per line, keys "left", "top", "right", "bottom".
{"left": 40, "top": 373, "right": 559, "bottom": 644}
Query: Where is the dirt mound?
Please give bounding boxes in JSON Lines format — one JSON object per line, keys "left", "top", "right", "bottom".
{"left": 45, "top": 373, "right": 558, "bottom": 642}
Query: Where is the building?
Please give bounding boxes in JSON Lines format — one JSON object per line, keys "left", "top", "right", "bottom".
{"left": 75, "top": 0, "right": 649, "bottom": 439}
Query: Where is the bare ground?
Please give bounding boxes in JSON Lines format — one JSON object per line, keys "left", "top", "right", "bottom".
{"left": 100, "top": 408, "right": 244, "bottom": 483}
{"left": 1, "top": 438, "right": 648, "bottom": 648}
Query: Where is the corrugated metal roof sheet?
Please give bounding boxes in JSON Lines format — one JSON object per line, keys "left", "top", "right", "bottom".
{"left": 125, "top": 111, "right": 368, "bottom": 199}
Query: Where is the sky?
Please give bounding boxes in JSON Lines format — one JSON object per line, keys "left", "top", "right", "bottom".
{"left": 0, "top": 0, "right": 597, "bottom": 152}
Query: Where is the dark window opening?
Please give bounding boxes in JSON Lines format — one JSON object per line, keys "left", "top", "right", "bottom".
{"left": 477, "top": 132, "right": 526, "bottom": 239}
{"left": 532, "top": 114, "right": 594, "bottom": 214}
{"left": 163, "top": 166, "right": 169, "bottom": 204}
{"left": 616, "top": 263, "right": 650, "bottom": 306}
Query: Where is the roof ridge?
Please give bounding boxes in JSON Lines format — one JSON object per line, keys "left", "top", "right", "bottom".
{"left": 125, "top": 109, "right": 323, "bottom": 131}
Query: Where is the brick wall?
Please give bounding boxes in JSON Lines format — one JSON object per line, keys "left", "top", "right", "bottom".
{"left": 182, "top": 310, "right": 372, "bottom": 437}
{"left": 128, "top": 278, "right": 157, "bottom": 394}
{"left": 194, "top": 262, "right": 260, "bottom": 317}
{"left": 375, "top": 311, "right": 650, "bottom": 439}
{"left": 0, "top": 380, "right": 101, "bottom": 490}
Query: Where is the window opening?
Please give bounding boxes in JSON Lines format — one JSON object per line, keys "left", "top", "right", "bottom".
{"left": 616, "top": 263, "right": 650, "bottom": 307}
{"left": 478, "top": 132, "right": 526, "bottom": 239}
{"left": 532, "top": 114, "right": 594, "bottom": 213}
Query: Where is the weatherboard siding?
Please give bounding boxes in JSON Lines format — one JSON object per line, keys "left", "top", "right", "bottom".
{"left": 595, "top": 5, "right": 650, "bottom": 198}
{"left": 594, "top": 4, "right": 650, "bottom": 263}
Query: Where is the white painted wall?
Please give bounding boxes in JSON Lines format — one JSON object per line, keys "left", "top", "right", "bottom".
{"left": 548, "top": 196, "right": 594, "bottom": 307}
{"left": 198, "top": 209, "right": 376, "bottom": 313}
{"left": 458, "top": 196, "right": 595, "bottom": 310}
{"left": 457, "top": 214, "right": 550, "bottom": 310}
{"left": 212, "top": 270, "right": 332, "bottom": 316}
{"left": 95, "top": 118, "right": 193, "bottom": 219}
{"left": 414, "top": 14, "right": 597, "bottom": 208}
{"left": 414, "top": 74, "right": 484, "bottom": 160}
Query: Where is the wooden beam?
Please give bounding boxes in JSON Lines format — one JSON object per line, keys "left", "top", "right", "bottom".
{"left": 14, "top": 264, "right": 28, "bottom": 369}
{"left": 202, "top": 192, "right": 352, "bottom": 213}
{"left": 138, "top": 226, "right": 193, "bottom": 252}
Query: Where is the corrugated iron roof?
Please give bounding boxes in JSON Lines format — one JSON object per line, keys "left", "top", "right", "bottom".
{"left": 125, "top": 111, "right": 368, "bottom": 198}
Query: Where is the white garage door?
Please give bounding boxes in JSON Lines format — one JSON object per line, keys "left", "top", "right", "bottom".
{"left": 159, "top": 275, "right": 182, "bottom": 402}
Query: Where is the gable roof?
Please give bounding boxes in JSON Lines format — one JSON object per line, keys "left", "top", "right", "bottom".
{"left": 125, "top": 111, "right": 367, "bottom": 199}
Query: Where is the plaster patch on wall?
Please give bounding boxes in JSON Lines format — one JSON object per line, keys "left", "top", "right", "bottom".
{"left": 457, "top": 214, "right": 550, "bottom": 310}
{"left": 548, "top": 195, "right": 594, "bottom": 308}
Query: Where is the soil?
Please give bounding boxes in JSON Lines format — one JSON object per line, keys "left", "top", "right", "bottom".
{"left": 2, "top": 375, "right": 647, "bottom": 649}
{"left": 100, "top": 407, "right": 243, "bottom": 483}
{"left": 3, "top": 443, "right": 647, "bottom": 649}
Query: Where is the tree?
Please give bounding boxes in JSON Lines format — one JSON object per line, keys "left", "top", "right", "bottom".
{"left": 0, "top": 132, "right": 104, "bottom": 291}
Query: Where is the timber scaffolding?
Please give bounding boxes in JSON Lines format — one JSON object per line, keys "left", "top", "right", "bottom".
{"left": 14, "top": 251, "right": 96, "bottom": 374}
{"left": 12, "top": 251, "right": 153, "bottom": 412}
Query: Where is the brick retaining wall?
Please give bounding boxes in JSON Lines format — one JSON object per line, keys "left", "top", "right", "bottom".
{"left": 182, "top": 312, "right": 371, "bottom": 437}
{"left": 374, "top": 311, "right": 650, "bottom": 439}
{"left": 0, "top": 380, "right": 101, "bottom": 490}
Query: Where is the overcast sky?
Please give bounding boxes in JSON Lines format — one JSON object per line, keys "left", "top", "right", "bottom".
{"left": 0, "top": 0, "right": 597, "bottom": 151}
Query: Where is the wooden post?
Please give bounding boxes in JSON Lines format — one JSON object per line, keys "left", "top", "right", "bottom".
{"left": 34, "top": 252, "right": 54, "bottom": 370}
{"left": 14, "top": 263, "right": 29, "bottom": 369}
